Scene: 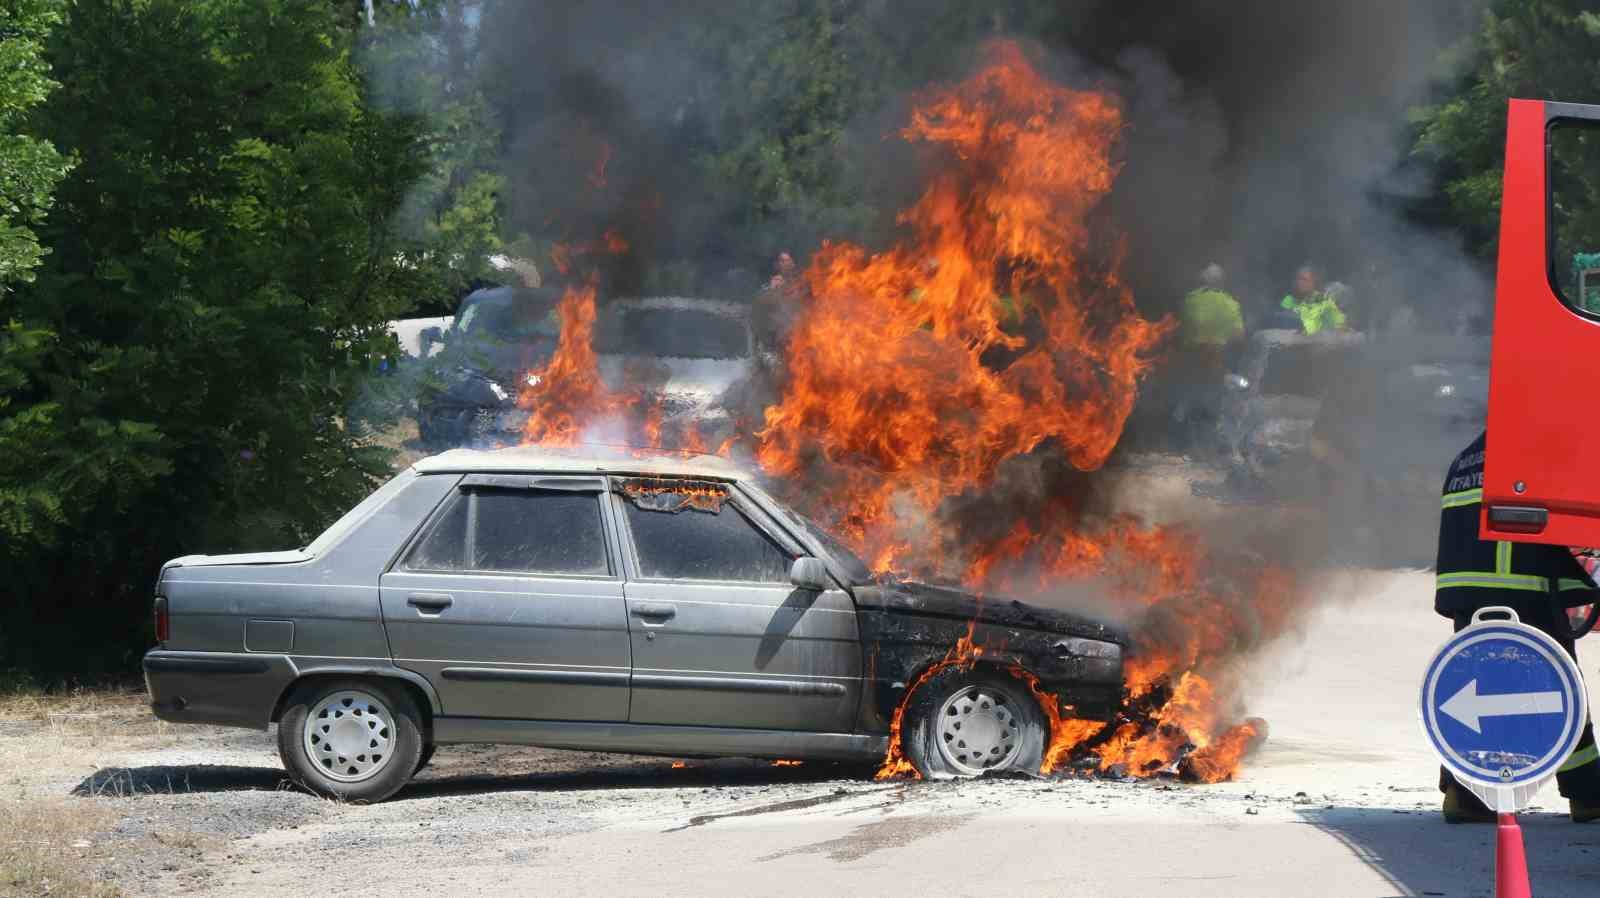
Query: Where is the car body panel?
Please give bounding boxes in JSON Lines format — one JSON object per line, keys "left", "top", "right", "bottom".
{"left": 607, "top": 489, "right": 862, "bottom": 732}
{"left": 379, "top": 567, "right": 632, "bottom": 721}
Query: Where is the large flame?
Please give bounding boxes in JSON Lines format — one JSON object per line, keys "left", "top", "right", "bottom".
{"left": 756, "top": 40, "right": 1170, "bottom": 568}
{"left": 517, "top": 279, "right": 653, "bottom": 446}
{"left": 758, "top": 41, "right": 1286, "bottom": 783}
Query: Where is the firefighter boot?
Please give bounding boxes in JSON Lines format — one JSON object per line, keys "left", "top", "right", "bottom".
{"left": 1572, "top": 798, "right": 1600, "bottom": 823}
{"left": 1443, "top": 785, "right": 1496, "bottom": 824}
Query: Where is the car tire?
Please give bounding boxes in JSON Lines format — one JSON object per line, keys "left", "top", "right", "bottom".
{"left": 277, "top": 679, "right": 424, "bottom": 803}
{"left": 902, "top": 667, "right": 1047, "bottom": 780}
{"left": 414, "top": 743, "right": 436, "bottom": 775}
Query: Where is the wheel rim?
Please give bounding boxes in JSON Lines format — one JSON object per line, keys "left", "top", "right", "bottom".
{"left": 935, "top": 684, "right": 1024, "bottom": 775}
{"left": 302, "top": 690, "right": 396, "bottom": 783}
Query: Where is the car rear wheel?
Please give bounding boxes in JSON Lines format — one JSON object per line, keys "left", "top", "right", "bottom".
{"left": 277, "top": 679, "right": 423, "bottom": 802}
{"left": 902, "top": 667, "right": 1047, "bottom": 780}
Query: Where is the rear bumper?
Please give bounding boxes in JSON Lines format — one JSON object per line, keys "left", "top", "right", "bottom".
{"left": 142, "top": 650, "right": 296, "bottom": 730}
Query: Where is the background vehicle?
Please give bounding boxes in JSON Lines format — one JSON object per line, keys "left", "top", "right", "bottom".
{"left": 415, "top": 286, "right": 562, "bottom": 445}
{"left": 142, "top": 446, "right": 1127, "bottom": 801}
{"left": 1212, "top": 329, "right": 1489, "bottom": 564}
{"left": 416, "top": 291, "right": 757, "bottom": 448}
{"left": 594, "top": 296, "right": 756, "bottom": 446}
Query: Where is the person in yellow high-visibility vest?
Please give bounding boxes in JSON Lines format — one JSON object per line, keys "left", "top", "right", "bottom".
{"left": 1172, "top": 264, "right": 1244, "bottom": 453}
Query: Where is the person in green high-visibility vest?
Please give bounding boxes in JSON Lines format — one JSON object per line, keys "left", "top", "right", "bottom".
{"left": 1279, "top": 265, "right": 1347, "bottom": 335}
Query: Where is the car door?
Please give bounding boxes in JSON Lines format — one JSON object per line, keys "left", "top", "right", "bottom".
{"left": 611, "top": 477, "right": 861, "bottom": 733}
{"left": 379, "top": 473, "right": 631, "bottom": 721}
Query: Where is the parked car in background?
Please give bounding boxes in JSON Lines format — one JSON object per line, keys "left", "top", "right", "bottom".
{"left": 142, "top": 446, "right": 1127, "bottom": 801}
{"left": 414, "top": 286, "right": 562, "bottom": 446}
{"left": 593, "top": 296, "right": 755, "bottom": 446}
{"left": 416, "top": 289, "right": 757, "bottom": 449}
{"left": 1215, "top": 328, "right": 1489, "bottom": 563}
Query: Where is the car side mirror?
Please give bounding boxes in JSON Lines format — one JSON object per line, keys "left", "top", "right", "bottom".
{"left": 420, "top": 326, "right": 445, "bottom": 353}
{"left": 789, "top": 556, "right": 831, "bottom": 591}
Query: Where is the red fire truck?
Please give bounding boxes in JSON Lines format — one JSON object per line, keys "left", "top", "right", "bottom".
{"left": 1485, "top": 99, "right": 1600, "bottom": 638}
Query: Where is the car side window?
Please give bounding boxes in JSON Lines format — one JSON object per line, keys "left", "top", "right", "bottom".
{"left": 403, "top": 488, "right": 610, "bottom": 576}
{"left": 622, "top": 495, "right": 793, "bottom": 583}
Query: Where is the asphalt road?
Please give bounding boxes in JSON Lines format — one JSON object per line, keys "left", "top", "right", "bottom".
{"left": 23, "top": 570, "right": 1600, "bottom": 897}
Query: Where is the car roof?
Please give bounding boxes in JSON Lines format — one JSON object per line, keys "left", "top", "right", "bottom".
{"left": 611, "top": 295, "right": 748, "bottom": 318}
{"left": 412, "top": 444, "right": 750, "bottom": 481}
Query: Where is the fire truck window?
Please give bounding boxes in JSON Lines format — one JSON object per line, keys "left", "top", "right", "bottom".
{"left": 1550, "top": 119, "right": 1600, "bottom": 314}
{"left": 624, "top": 500, "right": 793, "bottom": 583}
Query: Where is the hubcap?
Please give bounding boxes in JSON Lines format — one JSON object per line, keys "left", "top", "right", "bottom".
{"left": 935, "top": 685, "right": 1023, "bottom": 775}
{"left": 302, "top": 690, "right": 395, "bottom": 783}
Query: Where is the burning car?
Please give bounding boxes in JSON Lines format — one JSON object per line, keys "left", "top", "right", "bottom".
{"left": 142, "top": 446, "right": 1126, "bottom": 801}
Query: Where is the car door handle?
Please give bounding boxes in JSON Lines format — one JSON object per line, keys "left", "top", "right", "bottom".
{"left": 406, "top": 592, "right": 454, "bottom": 613}
{"left": 631, "top": 603, "right": 677, "bottom": 622}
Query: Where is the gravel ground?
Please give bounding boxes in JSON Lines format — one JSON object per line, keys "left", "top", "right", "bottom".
{"left": 5, "top": 572, "right": 1600, "bottom": 897}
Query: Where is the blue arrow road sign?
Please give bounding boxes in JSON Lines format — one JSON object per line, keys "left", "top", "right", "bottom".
{"left": 1421, "top": 616, "right": 1588, "bottom": 790}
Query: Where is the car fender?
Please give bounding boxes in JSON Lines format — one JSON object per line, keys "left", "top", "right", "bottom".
{"left": 271, "top": 661, "right": 443, "bottom": 723}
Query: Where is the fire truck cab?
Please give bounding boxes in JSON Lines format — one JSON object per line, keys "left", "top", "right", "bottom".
{"left": 1484, "top": 100, "right": 1600, "bottom": 552}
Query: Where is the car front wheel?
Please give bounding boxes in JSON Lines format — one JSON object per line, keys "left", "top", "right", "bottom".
{"left": 902, "top": 667, "right": 1048, "bottom": 780}
{"left": 277, "top": 679, "right": 423, "bottom": 802}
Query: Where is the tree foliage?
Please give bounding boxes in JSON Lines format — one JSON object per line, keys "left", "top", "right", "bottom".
{"left": 0, "top": 0, "right": 442, "bottom": 675}
{"left": 1415, "top": 0, "right": 1600, "bottom": 257}
{"left": 0, "top": 0, "right": 72, "bottom": 287}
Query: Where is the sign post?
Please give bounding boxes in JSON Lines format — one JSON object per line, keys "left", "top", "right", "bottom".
{"left": 1421, "top": 606, "right": 1589, "bottom": 898}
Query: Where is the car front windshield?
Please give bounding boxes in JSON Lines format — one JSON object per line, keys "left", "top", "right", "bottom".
{"left": 747, "top": 487, "right": 873, "bottom": 585}
{"left": 602, "top": 308, "right": 748, "bottom": 360}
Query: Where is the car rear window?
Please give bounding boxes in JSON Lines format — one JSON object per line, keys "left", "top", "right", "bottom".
{"left": 619, "top": 481, "right": 791, "bottom": 583}
{"left": 403, "top": 488, "right": 611, "bottom": 577}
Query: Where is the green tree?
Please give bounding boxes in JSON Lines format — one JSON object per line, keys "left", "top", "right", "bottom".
{"left": 365, "top": 0, "right": 505, "bottom": 311}
{"left": 0, "top": 0, "right": 72, "bottom": 286}
{"left": 0, "top": 0, "right": 439, "bottom": 675}
{"left": 1415, "top": 0, "right": 1600, "bottom": 256}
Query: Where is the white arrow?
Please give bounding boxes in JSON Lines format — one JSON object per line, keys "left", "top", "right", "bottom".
{"left": 1439, "top": 679, "right": 1564, "bottom": 734}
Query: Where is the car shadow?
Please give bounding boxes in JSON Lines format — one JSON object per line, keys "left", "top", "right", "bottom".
{"left": 72, "top": 764, "right": 290, "bottom": 797}
{"left": 1298, "top": 806, "right": 1600, "bottom": 897}
{"left": 394, "top": 759, "right": 872, "bottom": 801}
{"left": 70, "top": 758, "right": 875, "bottom": 801}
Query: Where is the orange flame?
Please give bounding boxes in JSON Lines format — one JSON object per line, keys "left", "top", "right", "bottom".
{"left": 752, "top": 42, "right": 1282, "bottom": 784}
{"left": 518, "top": 280, "right": 635, "bottom": 446}
{"left": 756, "top": 40, "right": 1171, "bottom": 564}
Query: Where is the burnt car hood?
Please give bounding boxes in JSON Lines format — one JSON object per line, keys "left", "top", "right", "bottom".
{"left": 852, "top": 578, "right": 1128, "bottom": 646}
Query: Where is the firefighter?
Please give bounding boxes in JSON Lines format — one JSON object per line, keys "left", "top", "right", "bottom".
{"left": 1278, "top": 265, "right": 1347, "bottom": 335}
{"left": 1435, "top": 430, "right": 1600, "bottom": 823}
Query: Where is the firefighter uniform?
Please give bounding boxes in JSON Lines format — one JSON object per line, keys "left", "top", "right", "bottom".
{"left": 1435, "top": 431, "right": 1600, "bottom": 822}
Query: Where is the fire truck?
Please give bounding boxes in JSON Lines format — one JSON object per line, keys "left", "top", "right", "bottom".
{"left": 1484, "top": 99, "right": 1600, "bottom": 639}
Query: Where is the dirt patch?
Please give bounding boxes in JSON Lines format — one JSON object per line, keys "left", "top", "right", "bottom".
{"left": 0, "top": 796, "right": 124, "bottom": 898}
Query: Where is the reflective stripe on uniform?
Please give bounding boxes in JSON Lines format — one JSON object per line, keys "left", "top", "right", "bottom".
{"left": 1442, "top": 488, "right": 1483, "bottom": 509}
{"left": 1435, "top": 572, "right": 1551, "bottom": 592}
{"left": 1559, "top": 744, "right": 1600, "bottom": 773}
{"left": 1559, "top": 578, "right": 1593, "bottom": 591}
{"left": 1497, "top": 540, "right": 1513, "bottom": 575}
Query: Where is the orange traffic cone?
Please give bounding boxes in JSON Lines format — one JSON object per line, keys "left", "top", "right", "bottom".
{"left": 1496, "top": 813, "right": 1532, "bottom": 898}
